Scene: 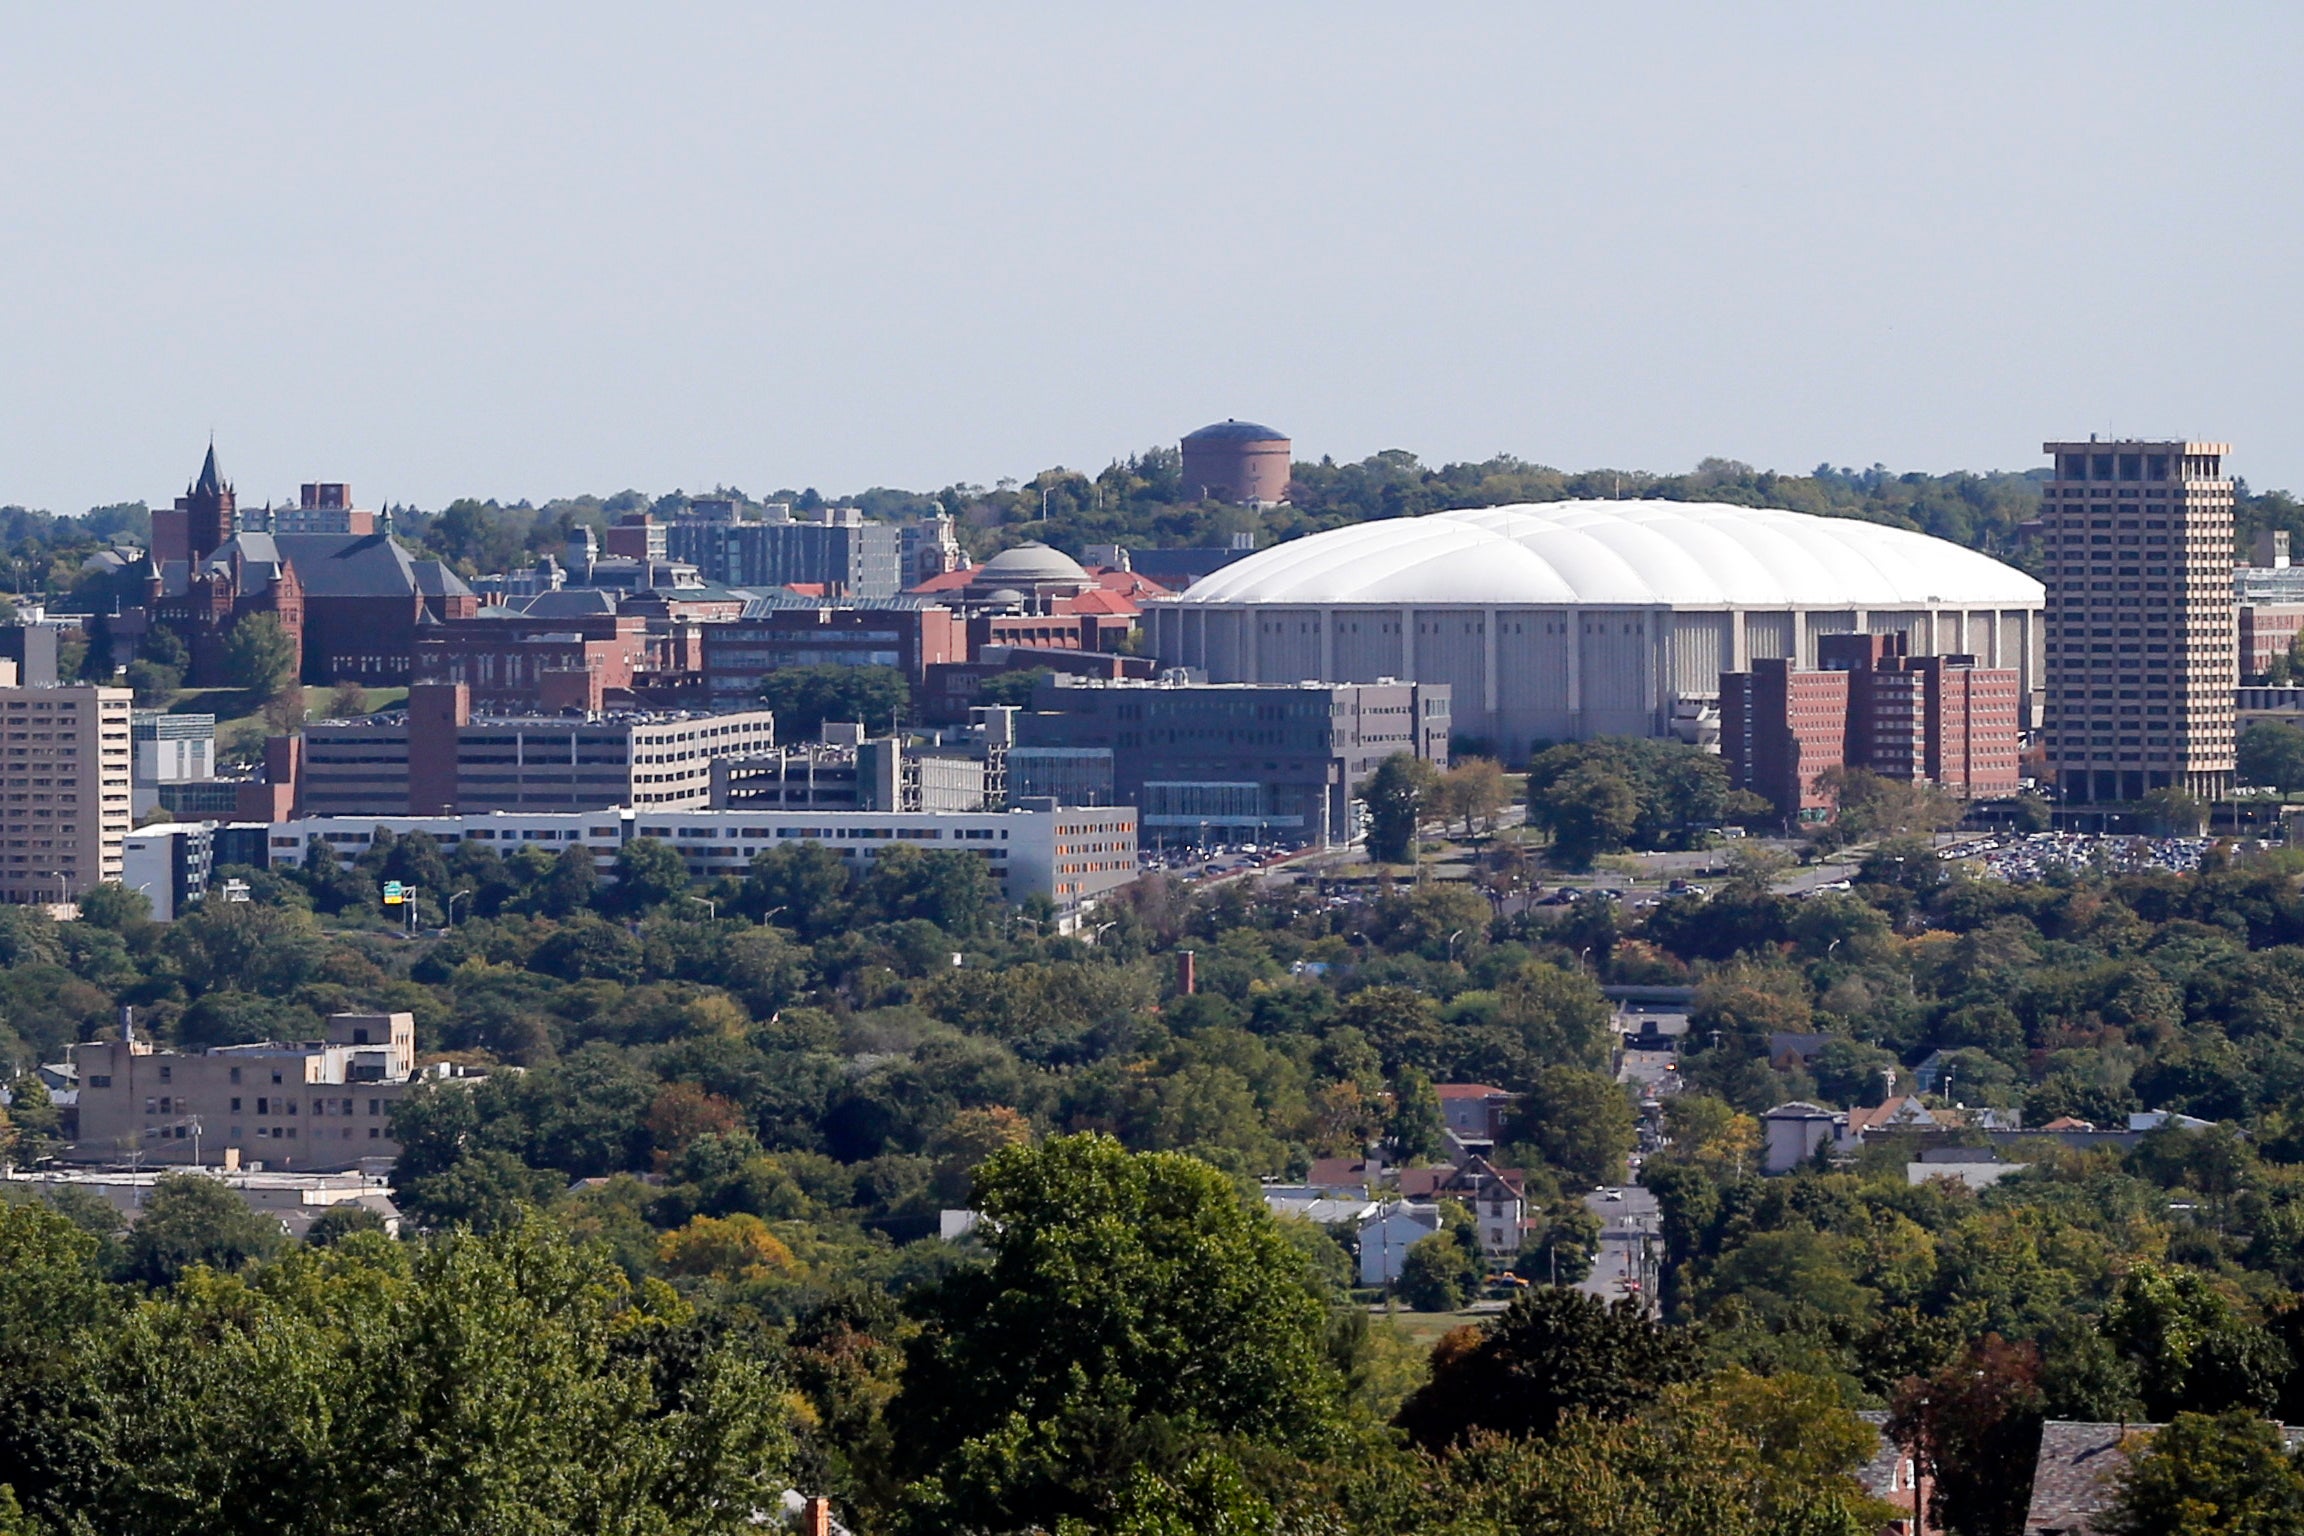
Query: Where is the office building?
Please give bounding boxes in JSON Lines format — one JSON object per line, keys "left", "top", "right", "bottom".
{"left": 2240, "top": 603, "right": 2304, "bottom": 680}
{"left": 72, "top": 1012, "right": 430, "bottom": 1171}
{"left": 711, "top": 735, "right": 991, "bottom": 814}
{"left": 413, "top": 612, "right": 658, "bottom": 714}
{"left": 296, "top": 684, "right": 776, "bottom": 816}
{"left": 132, "top": 711, "right": 215, "bottom": 784}
{"left": 667, "top": 505, "right": 902, "bottom": 597}
{"left": 2040, "top": 440, "right": 2237, "bottom": 802}
{"left": 121, "top": 821, "right": 213, "bottom": 921}
{"left": 0, "top": 684, "right": 133, "bottom": 902}
{"left": 1, "top": 1166, "right": 400, "bottom": 1240}
{"left": 602, "top": 513, "right": 668, "bottom": 563}
{"left": 701, "top": 605, "right": 967, "bottom": 702}
{"left": 247, "top": 482, "right": 379, "bottom": 537}
{"left": 1720, "top": 635, "right": 2021, "bottom": 819}
{"left": 260, "top": 803, "right": 1139, "bottom": 916}
{"left": 1010, "top": 676, "right": 1450, "bottom": 845}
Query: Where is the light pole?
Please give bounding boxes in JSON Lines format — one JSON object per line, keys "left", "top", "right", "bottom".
{"left": 760, "top": 904, "right": 788, "bottom": 928}
{"left": 446, "top": 889, "right": 474, "bottom": 926}
{"left": 687, "top": 895, "right": 717, "bottom": 922}
{"left": 1447, "top": 928, "right": 1468, "bottom": 963}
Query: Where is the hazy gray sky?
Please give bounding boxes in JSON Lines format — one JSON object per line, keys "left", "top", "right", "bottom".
{"left": 4, "top": 4, "right": 2298, "bottom": 514}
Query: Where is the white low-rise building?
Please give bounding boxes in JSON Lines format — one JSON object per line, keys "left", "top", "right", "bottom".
{"left": 1356, "top": 1199, "right": 1443, "bottom": 1288}
{"left": 258, "top": 802, "right": 1139, "bottom": 917}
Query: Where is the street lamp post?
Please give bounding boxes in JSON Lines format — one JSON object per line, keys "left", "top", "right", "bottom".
{"left": 687, "top": 895, "right": 717, "bottom": 922}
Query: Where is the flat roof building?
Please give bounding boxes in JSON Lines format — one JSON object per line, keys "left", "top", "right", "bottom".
{"left": 1011, "top": 675, "right": 1449, "bottom": 846}
{"left": 2041, "top": 440, "right": 2237, "bottom": 802}
{"left": 261, "top": 803, "right": 1138, "bottom": 918}
{"left": 72, "top": 1012, "right": 429, "bottom": 1173}
{"left": 0, "top": 684, "right": 133, "bottom": 903}
{"left": 667, "top": 506, "right": 902, "bottom": 598}
{"left": 296, "top": 684, "right": 775, "bottom": 816}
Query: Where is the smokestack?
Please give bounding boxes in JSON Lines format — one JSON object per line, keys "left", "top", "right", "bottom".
{"left": 1177, "top": 950, "right": 1196, "bottom": 996}
{"left": 803, "top": 1497, "right": 832, "bottom": 1536}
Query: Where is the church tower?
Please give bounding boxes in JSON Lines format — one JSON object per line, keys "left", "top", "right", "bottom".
{"left": 152, "top": 442, "right": 236, "bottom": 571}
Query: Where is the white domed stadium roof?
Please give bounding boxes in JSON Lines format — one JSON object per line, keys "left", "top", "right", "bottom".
{"left": 1166, "top": 501, "right": 2044, "bottom": 609}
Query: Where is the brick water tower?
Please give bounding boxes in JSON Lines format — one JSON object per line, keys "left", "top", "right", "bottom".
{"left": 1181, "top": 420, "right": 1292, "bottom": 505}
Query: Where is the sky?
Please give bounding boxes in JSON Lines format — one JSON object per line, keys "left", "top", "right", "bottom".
{"left": 2, "top": 4, "right": 2300, "bottom": 514}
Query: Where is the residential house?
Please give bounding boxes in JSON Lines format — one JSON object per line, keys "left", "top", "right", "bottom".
{"left": 1435, "top": 1083, "right": 1518, "bottom": 1143}
{"left": 1356, "top": 1200, "right": 1442, "bottom": 1288}
{"left": 1400, "top": 1150, "right": 1529, "bottom": 1261}
{"left": 1854, "top": 1411, "right": 1928, "bottom": 1536}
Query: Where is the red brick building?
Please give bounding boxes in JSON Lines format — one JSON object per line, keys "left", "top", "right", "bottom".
{"left": 1722, "top": 634, "right": 2021, "bottom": 819}
{"left": 414, "top": 613, "right": 655, "bottom": 714}
{"left": 2241, "top": 602, "right": 2304, "bottom": 679}
{"left": 145, "top": 446, "right": 476, "bottom": 688}
{"left": 1720, "top": 661, "right": 1848, "bottom": 821}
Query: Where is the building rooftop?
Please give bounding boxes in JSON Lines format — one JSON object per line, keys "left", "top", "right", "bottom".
{"left": 1183, "top": 419, "right": 1288, "bottom": 443}
{"left": 1162, "top": 501, "right": 2045, "bottom": 610}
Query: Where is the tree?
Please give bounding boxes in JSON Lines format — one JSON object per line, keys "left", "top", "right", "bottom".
{"left": 0, "top": 1208, "right": 114, "bottom": 1530}
{"left": 75, "top": 882, "right": 150, "bottom": 931}
{"left": 88, "top": 1216, "right": 792, "bottom": 1536}
{"left": 1385, "top": 1066, "right": 1446, "bottom": 1165}
{"left": 1529, "top": 762, "right": 1640, "bottom": 867}
{"left": 610, "top": 837, "right": 690, "bottom": 915}
{"left": 1363, "top": 752, "right": 1439, "bottom": 864}
{"left": 2101, "top": 1264, "right": 2289, "bottom": 1420}
{"left": 1493, "top": 961, "right": 1614, "bottom": 1073}
{"left": 327, "top": 681, "right": 369, "bottom": 719}
{"left": 757, "top": 664, "right": 911, "bottom": 739}
{"left": 122, "top": 1174, "right": 286, "bottom": 1287}
{"left": 259, "top": 683, "right": 307, "bottom": 736}
{"left": 1888, "top": 1335, "right": 2047, "bottom": 1536}
{"left": 531, "top": 842, "right": 598, "bottom": 919}
{"left": 1437, "top": 757, "right": 1510, "bottom": 837}
{"left": 2104, "top": 1411, "right": 2304, "bottom": 1536}
{"left": 1394, "top": 1287, "right": 1704, "bottom": 1449}
{"left": 303, "top": 1205, "right": 388, "bottom": 1247}
{"left": 220, "top": 613, "right": 297, "bottom": 694}
{"left": 973, "top": 668, "right": 1054, "bottom": 709}
{"left": 1399, "top": 1229, "right": 1480, "bottom": 1311}
{"left": 1517, "top": 1066, "right": 1636, "bottom": 1187}
{"left": 2139, "top": 785, "right": 2209, "bottom": 837}
{"left": 124, "top": 659, "right": 181, "bottom": 707}
{"left": 891, "top": 1135, "right": 1342, "bottom": 1532}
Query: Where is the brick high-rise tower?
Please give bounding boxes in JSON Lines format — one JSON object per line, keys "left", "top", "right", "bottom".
{"left": 151, "top": 442, "right": 237, "bottom": 571}
{"left": 2040, "top": 439, "right": 2235, "bottom": 803}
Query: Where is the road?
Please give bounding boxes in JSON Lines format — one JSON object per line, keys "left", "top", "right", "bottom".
{"left": 1577, "top": 1183, "right": 1660, "bottom": 1312}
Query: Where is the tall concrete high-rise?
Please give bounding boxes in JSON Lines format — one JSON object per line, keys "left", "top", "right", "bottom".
{"left": 0, "top": 684, "right": 134, "bottom": 902}
{"left": 2040, "top": 439, "right": 2236, "bottom": 803}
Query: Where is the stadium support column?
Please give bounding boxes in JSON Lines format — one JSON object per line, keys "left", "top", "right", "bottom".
{"left": 1320, "top": 610, "right": 1333, "bottom": 681}
{"left": 1566, "top": 611, "right": 1582, "bottom": 739}
{"left": 1400, "top": 607, "right": 1416, "bottom": 681}
{"left": 1484, "top": 609, "right": 1499, "bottom": 720}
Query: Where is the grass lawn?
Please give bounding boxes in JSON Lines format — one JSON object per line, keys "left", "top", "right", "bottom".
{"left": 164, "top": 684, "right": 407, "bottom": 726}
{"left": 1369, "top": 1304, "right": 1497, "bottom": 1346}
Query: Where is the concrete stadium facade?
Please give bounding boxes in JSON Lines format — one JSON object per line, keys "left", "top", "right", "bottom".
{"left": 1142, "top": 501, "right": 2046, "bottom": 753}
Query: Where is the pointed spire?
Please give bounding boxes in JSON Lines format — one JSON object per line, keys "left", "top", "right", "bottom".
{"left": 193, "top": 439, "right": 225, "bottom": 498}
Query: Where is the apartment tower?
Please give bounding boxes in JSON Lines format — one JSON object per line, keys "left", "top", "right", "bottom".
{"left": 2041, "top": 440, "right": 2235, "bottom": 803}
{"left": 0, "top": 684, "right": 135, "bottom": 901}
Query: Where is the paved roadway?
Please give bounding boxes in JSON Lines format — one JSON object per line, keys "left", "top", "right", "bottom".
{"left": 1577, "top": 1183, "right": 1660, "bottom": 1312}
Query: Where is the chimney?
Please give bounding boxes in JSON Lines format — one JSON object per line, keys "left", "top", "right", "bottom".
{"left": 1177, "top": 950, "right": 1196, "bottom": 996}
{"left": 802, "top": 1496, "right": 832, "bottom": 1536}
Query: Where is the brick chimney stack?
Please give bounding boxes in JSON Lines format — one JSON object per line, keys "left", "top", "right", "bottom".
{"left": 802, "top": 1496, "right": 832, "bottom": 1536}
